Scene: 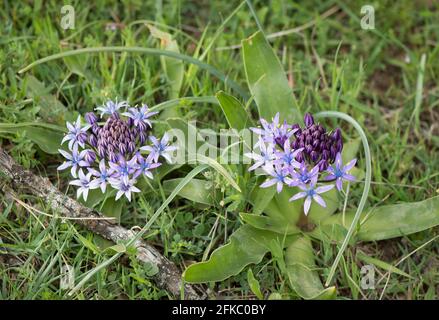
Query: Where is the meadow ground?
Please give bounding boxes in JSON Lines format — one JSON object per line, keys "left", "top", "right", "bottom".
{"left": 0, "top": 0, "right": 438, "bottom": 299}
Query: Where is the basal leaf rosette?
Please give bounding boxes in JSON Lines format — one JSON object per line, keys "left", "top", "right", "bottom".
{"left": 57, "top": 100, "right": 177, "bottom": 202}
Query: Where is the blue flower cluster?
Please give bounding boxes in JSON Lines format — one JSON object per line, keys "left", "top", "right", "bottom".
{"left": 246, "top": 113, "right": 356, "bottom": 215}
{"left": 58, "top": 100, "right": 176, "bottom": 202}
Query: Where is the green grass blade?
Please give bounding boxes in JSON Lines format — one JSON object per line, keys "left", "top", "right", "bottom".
{"left": 18, "top": 46, "right": 249, "bottom": 99}
{"left": 356, "top": 251, "right": 413, "bottom": 279}
{"left": 314, "top": 111, "right": 372, "bottom": 287}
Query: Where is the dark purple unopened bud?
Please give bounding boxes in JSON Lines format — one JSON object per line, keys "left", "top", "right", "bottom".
{"left": 318, "top": 159, "right": 328, "bottom": 171}
{"left": 128, "top": 141, "right": 136, "bottom": 153}
{"left": 310, "top": 151, "right": 319, "bottom": 162}
{"left": 336, "top": 140, "right": 343, "bottom": 152}
{"left": 98, "top": 146, "right": 105, "bottom": 158}
{"left": 119, "top": 143, "right": 127, "bottom": 154}
{"left": 322, "top": 150, "right": 330, "bottom": 160}
{"left": 84, "top": 150, "right": 96, "bottom": 164}
{"left": 108, "top": 152, "right": 118, "bottom": 163}
{"left": 304, "top": 113, "right": 314, "bottom": 127}
{"left": 312, "top": 139, "right": 320, "bottom": 149}
{"left": 92, "top": 123, "right": 100, "bottom": 135}
{"left": 127, "top": 117, "right": 134, "bottom": 127}
{"left": 85, "top": 112, "right": 98, "bottom": 125}
{"left": 89, "top": 134, "right": 97, "bottom": 147}
{"left": 77, "top": 133, "right": 87, "bottom": 147}
{"left": 330, "top": 148, "right": 336, "bottom": 161}
{"left": 139, "top": 131, "right": 147, "bottom": 144}
{"left": 112, "top": 112, "right": 120, "bottom": 119}
{"left": 138, "top": 121, "right": 147, "bottom": 132}
{"left": 296, "top": 152, "right": 304, "bottom": 163}
{"left": 332, "top": 128, "right": 341, "bottom": 141}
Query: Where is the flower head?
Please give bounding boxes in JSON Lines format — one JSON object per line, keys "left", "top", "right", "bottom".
{"left": 58, "top": 99, "right": 174, "bottom": 202}
{"left": 244, "top": 138, "right": 276, "bottom": 171}
{"left": 88, "top": 159, "right": 114, "bottom": 193}
{"left": 57, "top": 144, "right": 89, "bottom": 178}
{"left": 133, "top": 153, "right": 161, "bottom": 179}
{"left": 260, "top": 163, "right": 295, "bottom": 193}
{"left": 325, "top": 152, "right": 356, "bottom": 191}
{"left": 122, "top": 104, "right": 158, "bottom": 131}
{"left": 141, "top": 133, "right": 177, "bottom": 163}
{"left": 95, "top": 99, "right": 129, "bottom": 116}
{"left": 69, "top": 169, "right": 97, "bottom": 201}
{"left": 289, "top": 182, "right": 334, "bottom": 215}
{"left": 61, "top": 116, "right": 90, "bottom": 150}
{"left": 251, "top": 112, "right": 357, "bottom": 216}
{"left": 109, "top": 176, "right": 140, "bottom": 201}
{"left": 289, "top": 162, "right": 319, "bottom": 186}
{"left": 274, "top": 140, "right": 302, "bottom": 169}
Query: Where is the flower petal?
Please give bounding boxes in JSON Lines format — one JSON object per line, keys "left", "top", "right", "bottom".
{"left": 315, "top": 184, "right": 334, "bottom": 194}
{"left": 260, "top": 178, "right": 277, "bottom": 188}
{"left": 289, "top": 191, "right": 307, "bottom": 201}
{"left": 303, "top": 196, "right": 312, "bottom": 215}
{"left": 313, "top": 194, "right": 326, "bottom": 207}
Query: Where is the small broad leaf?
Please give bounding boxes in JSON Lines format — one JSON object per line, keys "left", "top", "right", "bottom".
{"left": 63, "top": 55, "right": 89, "bottom": 78}
{"left": 0, "top": 124, "right": 63, "bottom": 154}
{"left": 286, "top": 236, "right": 336, "bottom": 300}
{"left": 24, "top": 75, "right": 67, "bottom": 123}
{"left": 240, "top": 212, "right": 300, "bottom": 235}
{"left": 242, "top": 31, "right": 301, "bottom": 124}
{"left": 106, "top": 243, "right": 127, "bottom": 254}
{"left": 247, "top": 268, "right": 263, "bottom": 299}
{"left": 216, "top": 91, "right": 254, "bottom": 131}
{"left": 163, "top": 178, "right": 217, "bottom": 205}
{"left": 184, "top": 224, "right": 297, "bottom": 283}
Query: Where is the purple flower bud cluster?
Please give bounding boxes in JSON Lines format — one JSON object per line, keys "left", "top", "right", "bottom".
{"left": 57, "top": 100, "right": 176, "bottom": 202}
{"left": 247, "top": 112, "right": 356, "bottom": 215}
{"left": 292, "top": 113, "right": 343, "bottom": 171}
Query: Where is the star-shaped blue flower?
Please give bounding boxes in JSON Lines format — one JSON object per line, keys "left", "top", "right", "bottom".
{"left": 289, "top": 182, "right": 334, "bottom": 215}
{"left": 325, "top": 152, "right": 356, "bottom": 191}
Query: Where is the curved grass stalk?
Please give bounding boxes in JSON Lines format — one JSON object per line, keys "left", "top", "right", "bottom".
{"left": 0, "top": 122, "right": 65, "bottom": 132}
{"left": 314, "top": 111, "right": 372, "bottom": 287}
{"left": 18, "top": 47, "right": 249, "bottom": 99}
{"left": 150, "top": 96, "right": 218, "bottom": 113}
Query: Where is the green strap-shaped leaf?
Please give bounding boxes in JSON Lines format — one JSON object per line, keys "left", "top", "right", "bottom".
{"left": 242, "top": 31, "right": 301, "bottom": 124}
{"left": 216, "top": 91, "right": 254, "bottom": 131}
{"left": 315, "top": 196, "right": 439, "bottom": 241}
{"left": 356, "top": 251, "right": 413, "bottom": 279}
{"left": 0, "top": 124, "right": 63, "bottom": 154}
{"left": 184, "top": 224, "right": 297, "bottom": 283}
{"left": 286, "top": 236, "right": 336, "bottom": 300}
{"left": 148, "top": 25, "right": 184, "bottom": 100}
{"left": 240, "top": 212, "right": 300, "bottom": 235}
{"left": 163, "top": 178, "right": 217, "bottom": 205}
